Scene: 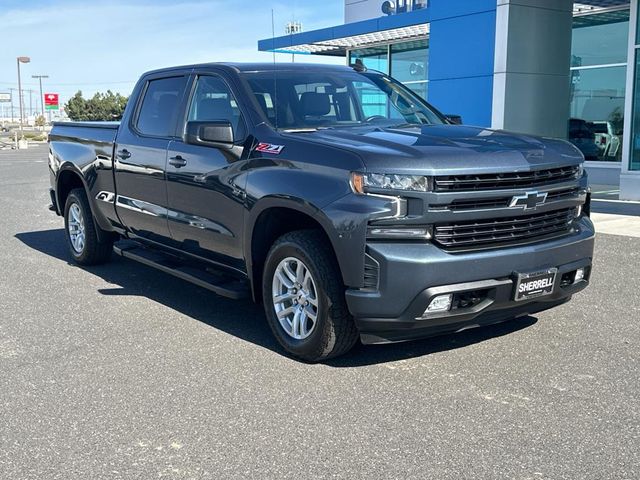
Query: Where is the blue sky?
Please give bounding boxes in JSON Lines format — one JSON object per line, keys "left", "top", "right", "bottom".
{"left": 1, "top": 0, "right": 344, "bottom": 104}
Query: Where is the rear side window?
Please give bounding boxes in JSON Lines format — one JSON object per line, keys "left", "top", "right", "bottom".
{"left": 136, "top": 76, "right": 187, "bottom": 137}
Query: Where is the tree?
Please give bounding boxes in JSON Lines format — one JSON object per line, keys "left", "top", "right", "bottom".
{"left": 65, "top": 90, "right": 128, "bottom": 121}
{"left": 34, "top": 115, "right": 46, "bottom": 127}
{"left": 65, "top": 91, "right": 87, "bottom": 121}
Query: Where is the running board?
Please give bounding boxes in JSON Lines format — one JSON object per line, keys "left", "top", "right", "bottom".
{"left": 113, "top": 241, "right": 249, "bottom": 300}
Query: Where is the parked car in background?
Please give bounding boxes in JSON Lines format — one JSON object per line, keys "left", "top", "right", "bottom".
{"left": 591, "top": 121, "right": 621, "bottom": 160}
{"left": 568, "top": 118, "right": 600, "bottom": 161}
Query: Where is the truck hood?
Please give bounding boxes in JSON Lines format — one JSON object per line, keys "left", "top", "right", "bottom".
{"left": 287, "top": 125, "right": 583, "bottom": 175}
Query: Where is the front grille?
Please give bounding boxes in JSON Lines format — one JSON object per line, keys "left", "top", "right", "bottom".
{"left": 437, "top": 187, "right": 581, "bottom": 212}
{"left": 434, "top": 208, "right": 576, "bottom": 249}
{"left": 434, "top": 166, "right": 580, "bottom": 191}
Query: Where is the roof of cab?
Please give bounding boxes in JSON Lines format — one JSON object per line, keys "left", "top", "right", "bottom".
{"left": 141, "top": 62, "right": 358, "bottom": 77}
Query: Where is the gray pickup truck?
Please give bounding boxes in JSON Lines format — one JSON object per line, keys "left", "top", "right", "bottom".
{"left": 48, "top": 63, "right": 594, "bottom": 361}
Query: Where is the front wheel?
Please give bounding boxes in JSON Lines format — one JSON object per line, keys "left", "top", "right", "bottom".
{"left": 64, "top": 188, "right": 113, "bottom": 265}
{"left": 262, "top": 230, "right": 359, "bottom": 362}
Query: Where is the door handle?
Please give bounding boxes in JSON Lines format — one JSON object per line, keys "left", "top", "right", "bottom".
{"left": 169, "top": 155, "right": 187, "bottom": 168}
{"left": 117, "top": 149, "right": 131, "bottom": 160}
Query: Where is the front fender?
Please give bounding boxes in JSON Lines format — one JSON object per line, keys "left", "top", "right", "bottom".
{"left": 244, "top": 194, "right": 347, "bottom": 278}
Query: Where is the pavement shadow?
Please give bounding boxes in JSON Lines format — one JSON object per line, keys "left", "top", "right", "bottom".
{"left": 16, "top": 228, "right": 538, "bottom": 367}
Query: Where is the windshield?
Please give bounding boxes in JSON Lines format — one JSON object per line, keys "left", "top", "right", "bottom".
{"left": 241, "top": 69, "right": 445, "bottom": 131}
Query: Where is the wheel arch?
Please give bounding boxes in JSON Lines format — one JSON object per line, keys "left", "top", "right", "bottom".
{"left": 56, "top": 166, "right": 86, "bottom": 215}
{"left": 56, "top": 165, "right": 115, "bottom": 242}
{"left": 245, "top": 198, "right": 344, "bottom": 303}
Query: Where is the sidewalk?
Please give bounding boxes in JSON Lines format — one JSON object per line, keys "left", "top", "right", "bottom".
{"left": 591, "top": 213, "right": 640, "bottom": 238}
{"left": 590, "top": 183, "right": 640, "bottom": 217}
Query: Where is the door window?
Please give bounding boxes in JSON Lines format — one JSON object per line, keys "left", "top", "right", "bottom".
{"left": 187, "top": 76, "right": 244, "bottom": 140}
{"left": 136, "top": 76, "right": 187, "bottom": 137}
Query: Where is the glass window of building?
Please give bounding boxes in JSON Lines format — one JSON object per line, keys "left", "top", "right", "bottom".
{"left": 349, "top": 46, "right": 388, "bottom": 73}
{"left": 572, "top": 10, "right": 629, "bottom": 67}
{"left": 390, "top": 40, "right": 429, "bottom": 99}
{"left": 630, "top": 52, "right": 640, "bottom": 171}
{"left": 349, "top": 46, "right": 389, "bottom": 117}
{"left": 570, "top": 9, "right": 629, "bottom": 162}
{"left": 632, "top": 6, "right": 640, "bottom": 171}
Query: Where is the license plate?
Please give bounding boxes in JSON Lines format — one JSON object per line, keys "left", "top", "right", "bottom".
{"left": 514, "top": 268, "right": 557, "bottom": 301}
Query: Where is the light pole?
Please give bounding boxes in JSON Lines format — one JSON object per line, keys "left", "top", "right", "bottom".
{"left": 32, "top": 74, "right": 49, "bottom": 121}
{"left": 16, "top": 56, "right": 30, "bottom": 139}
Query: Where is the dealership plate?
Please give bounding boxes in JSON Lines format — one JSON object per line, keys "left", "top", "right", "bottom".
{"left": 514, "top": 268, "right": 557, "bottom": 301}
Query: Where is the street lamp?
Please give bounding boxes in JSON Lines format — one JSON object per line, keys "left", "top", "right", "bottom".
{"left": 16, "top": 56, "right": 31, "bottom": 139}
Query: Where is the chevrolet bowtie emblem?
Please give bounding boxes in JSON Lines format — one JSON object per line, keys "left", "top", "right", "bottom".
{"left": 510, "top": 191, "right": 548, "bottom": 210}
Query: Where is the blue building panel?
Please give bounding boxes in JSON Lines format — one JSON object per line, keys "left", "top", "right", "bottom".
{"left": 429, "top": 75, "right": 494, "bottom": 127}
{"left": 427, "top": 0, "right": 497, "bottom": 127}
{"left": 428, "top": 9, "right": 496, "bottom": 81}
{"left": 429, "top": 0, "right": 498, "bottom": 22}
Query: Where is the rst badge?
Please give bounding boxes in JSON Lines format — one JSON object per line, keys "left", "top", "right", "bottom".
{"left": 256, "top": 143, "right": 284, "bottom": 154}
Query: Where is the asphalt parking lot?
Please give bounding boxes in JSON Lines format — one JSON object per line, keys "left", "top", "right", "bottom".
{"left": 1, "top": 144, "right": 638, "bottom": 480}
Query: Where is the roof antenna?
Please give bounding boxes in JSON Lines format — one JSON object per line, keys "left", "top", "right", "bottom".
{"left": 271, "top": 9, "right": 279, "bottom": 130}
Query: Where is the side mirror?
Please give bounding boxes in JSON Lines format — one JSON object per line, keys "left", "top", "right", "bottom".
{"left": 445, "top": 114, "right": 463, "bottom": 125}
{"left": 184, "top": 120, "right": 234, "bottom": 149}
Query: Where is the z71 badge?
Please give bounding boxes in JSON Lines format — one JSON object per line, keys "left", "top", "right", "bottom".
{"left": 256, "top": 143, "right": 284, "bottom": 154}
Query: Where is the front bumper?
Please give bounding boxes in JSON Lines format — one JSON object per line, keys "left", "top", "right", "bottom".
{"left": 345, "top": 216, "right": 595, "bottom": 344}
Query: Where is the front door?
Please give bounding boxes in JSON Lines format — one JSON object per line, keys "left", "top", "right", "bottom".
{"left": 114, "top": 74, "right": 188, "bottom": 244}
{"left": 166, "top": 74, "right": 249, "bottom": 271}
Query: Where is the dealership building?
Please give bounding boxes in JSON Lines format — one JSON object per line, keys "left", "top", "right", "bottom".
{"left": 259, "top": 0, "right": 640, "bottom": 201}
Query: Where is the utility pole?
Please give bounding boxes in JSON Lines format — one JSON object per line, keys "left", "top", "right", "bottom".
{"left": 32, "top": 74, "right": 49, "bottom": 120}
{"left": 16, "top": 56, "right": 30, "bottom": 139}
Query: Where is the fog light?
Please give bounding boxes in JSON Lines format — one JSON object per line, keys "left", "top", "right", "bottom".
{"left": 574, "top": 268, "right": 585, "bottom": 283}
{"left": 426, "top": 294, "right": 453, "bottom": 313}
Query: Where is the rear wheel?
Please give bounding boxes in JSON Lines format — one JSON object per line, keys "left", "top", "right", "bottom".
{"left": 64, "top": 188, "right": 113, "bottom": 265}
{"left": 262, "top": 230, "right": 358, "bottom": 362}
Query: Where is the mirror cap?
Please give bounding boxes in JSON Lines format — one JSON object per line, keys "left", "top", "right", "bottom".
{"left": 184, "top": 120, "right": 234, "bottom": 148}
{"left": 445, "top": 114, "right": 463, "bottom": 125}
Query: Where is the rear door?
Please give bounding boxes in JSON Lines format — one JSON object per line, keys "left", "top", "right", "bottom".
{"left": 165, "top": 72, "right": 249, "bottom": 271}
{"left": 114, "top": 73, "right": 188, "bottom": 244}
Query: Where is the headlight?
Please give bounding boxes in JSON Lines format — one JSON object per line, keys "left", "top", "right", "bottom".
{"left": 351, "top": 172, "right": 432, "bottom": 194}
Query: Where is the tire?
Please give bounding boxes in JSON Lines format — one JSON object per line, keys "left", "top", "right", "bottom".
{"left": 262, "top": 230, "right": 359, "bottom": 362}
{"left": 63, "top": 188, "right": 113, "bottom": 265}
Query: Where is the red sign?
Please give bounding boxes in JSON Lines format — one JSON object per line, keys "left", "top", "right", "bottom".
{"left": 44, "top": 93, "right": 59, "bottom": 110}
